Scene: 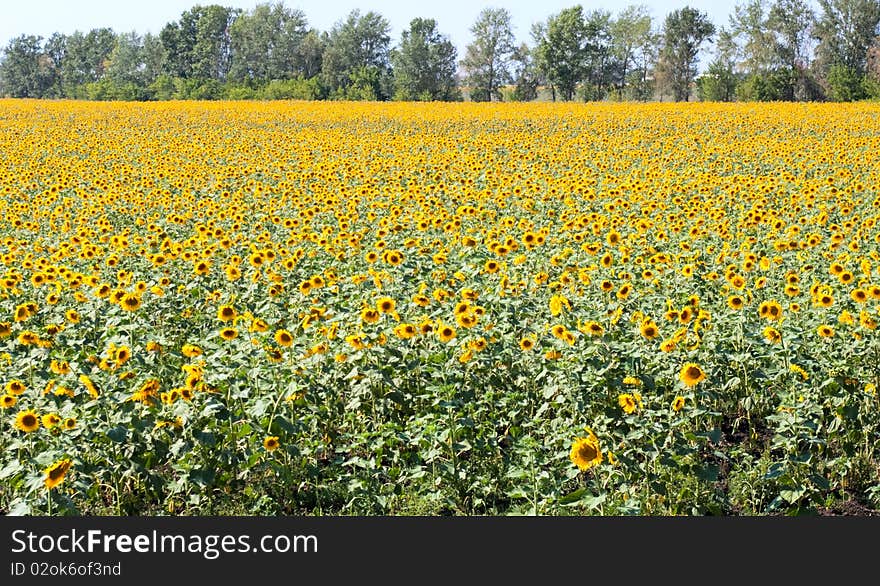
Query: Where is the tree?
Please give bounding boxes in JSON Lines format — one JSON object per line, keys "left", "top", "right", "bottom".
{"left": 768, "top": 0, "right": 817, "bottom": 100}
{"left": 730, "top": 0, "right": 777, "bottom": 74}
{"left": 321, "top": 10, "right": 392, "bottom": 100}
{"left": 229, "top": 2, "right": 309, "bottom": 84}
{"left": 60, "top": 28, "right": 116, "bottom": 96}
{"left": 509, "top": 42, "right": 540, "bottom": 101}
{"left": 391, "top": 18, "right": 460, "bottom": 101}
{"left": 580, "top": 9, "right": 614, "bottom": 100}
{"left": 0, "top": 35, "right": 49, "bottom": 97}
{"left": 461, "top": 7, "right": 515, "bottom": 102}
{"left": 142, "top": 33, "right": 166, "bottom": 85}
{"left": 610, "top": 5, "right": 654, "bottom": 95}
{"left": 658, "top": 7, "right": 716, "bottom": 101}
{"left": 536, "top": 5, "right": 588, "bottom": 101}
{"left": 813, "top": 0, "right": 880, "bottom": 100}
{"left": 160, "top": 5, "right": 238, "bottom": 81}
{"left": 698, "top": 27, "right": 738, "bottom": 101}
{"left": 297, "top": 30, "right": 326, "bottom": 80}
{"left": 768, "top": 0, "right": 815, "bottom": 71}
{"left": 630, "top": 21, "right": 660, "bottom": 100}
{"left": 42, "top": 33, "right": 67, "bottom": 97}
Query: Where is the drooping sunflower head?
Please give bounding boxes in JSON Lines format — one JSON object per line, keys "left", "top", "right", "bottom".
{"left": 570, "top": 431, "right": 603, "bottom": 472}
{"left": 6, "top": 380, "right": 26, "bottom": 396}
{"left": 43, "top": 459, "right": 72, "bottom": 490}
{"left": 618, "top": 393, "right": 639, "bottom": 414}
{"left": 361, "top": 308, "right": 380, "bottom": 324}
{"left": 550, "top": 324, "right": 567, "bottom": 339}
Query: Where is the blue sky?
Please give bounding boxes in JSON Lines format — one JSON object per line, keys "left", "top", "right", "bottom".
{"left": 1, "top": 1, "right": 737, "bottom": 67}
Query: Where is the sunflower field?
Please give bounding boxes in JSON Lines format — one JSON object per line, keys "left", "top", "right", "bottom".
{"left": 1, "top": 99, "right": 879, "bottom": 516}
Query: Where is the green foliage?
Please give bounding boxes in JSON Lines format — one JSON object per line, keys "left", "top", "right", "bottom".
{"left": 461, "top": 7, "right": 515, "bottom": 102}
{"left": 659, "top": 6, "right": 716, "bottom": 102}
{"left": 228, "top": 3, "right": 309, "bottom": 83}
{"left": 321, "top": 10, "right": 392, "bottom": 101}
{"left": 698, "top": 62, "right": 739, "bottom": 102}
{"left": 537, "top": 6, "right": 589, "bottom": 102}
{"left": 826, "top": 64, "right": 868, "bottom": 102}
{"left": 391, "top": 18, "right": 460, "bottom": 102}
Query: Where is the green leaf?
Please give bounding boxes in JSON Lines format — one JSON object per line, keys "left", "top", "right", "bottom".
{"left": 0, "top": 460, "right": 24, "bottom": 479}
{"left": 780, "top": 487, "right": 806, "bottom": 504}
{"left": 107, "top": 426, "right": 128, "bottom": 443}
{"left": 558, "top": 487, "right": 587, "bottom": 504}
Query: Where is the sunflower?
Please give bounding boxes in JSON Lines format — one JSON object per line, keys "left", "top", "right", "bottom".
{"left": 814, "top": 293, "right": 834, "bottom": 308}
{"left": 6, "top": 380, "right": 26, "bottom": 396}
{"left": 14, "top": 304, "right": 30, "bottom": 322}
{"left": 217, "top": 304, "right": 237, "bottom": 322}
{"left": 817, "top": 324, "right": 834, "bottom": 338}
{"left": 274, "top": 329, "right": 294, "bottom": 347}
{"left": 519, "top": 336, "right": 535, "bottom": 351}
{"left": 263, "top": 436, "right": 280, "bottom": 452}
{"left": 225, "top": 265, "right": 242, "bottom": 281}
{"left": 679, "top": 363, "right": 706, "bottom": 387}
{"left": 63, "top": 417, "right": 76, "bottom": 430}
{"left": 41, "top": 413, "right": 62, "bottom": 429}
{"left": 18, "top": 331, "right": 39, "bottom": 345}
{"left": 456, "top": 312, "right": 477, "bottom": 328}
{"left": 14, "top": 409, "right": 40, "bottom": 432}
{"left": 851, "top": 288, "right": 868, "bottom": 303}
{"left": 43, "top": 459, "right": 72, "bottom": 490}
{"left": 639, "top": 320, "right": 659, "bottom": 340}
{"left": 569, "top": 430, "right": 603, "bottom": 471}
{"left": 219, "top": 327, "right": 238, "bottom": 341}
{"left": 618, "top": 393, "right": 641, "bottom": 414}
{"left": 182, "top": 343, "right": 203, "bottom": 357}
{"left": 115, "top": 346, "right": 131, "bottom": 366}
{"left": 121, "top": 293, "right": 141, "bottom": 312}
{"left": 0, "top": 322, "right": 10, "bottom": 338}
{"left": 727, "top": 295, "right": 744, "bottom": 310}
{"left": 672, "top": 396, "right": 686, "bottom": 413}
{"left": 65, "top": 309, "right": 80, "bottom": 323}
{"left": 437, "top": 324, "right": 456, "bottom": 343}
{"left": 484, "top": 259, "right": 500, "bottom": 273}
{"left": 550, "top": 324, "right": 568, "bottom": 340}
{"left": 361, "top": 308, "right": 380, "bottom": 324}
{"left": 1, "top": 394, "right": 17, "bottom": 409}
{"left": 393, "top": 323, "right": 417, "bottom": 340}
{"left": 50, "top": 360, "right": 70, "bottom": 375}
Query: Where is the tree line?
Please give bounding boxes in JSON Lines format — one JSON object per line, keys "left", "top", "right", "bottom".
{"left": 1, "top": 0, "right": 878, "bottom": 102}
